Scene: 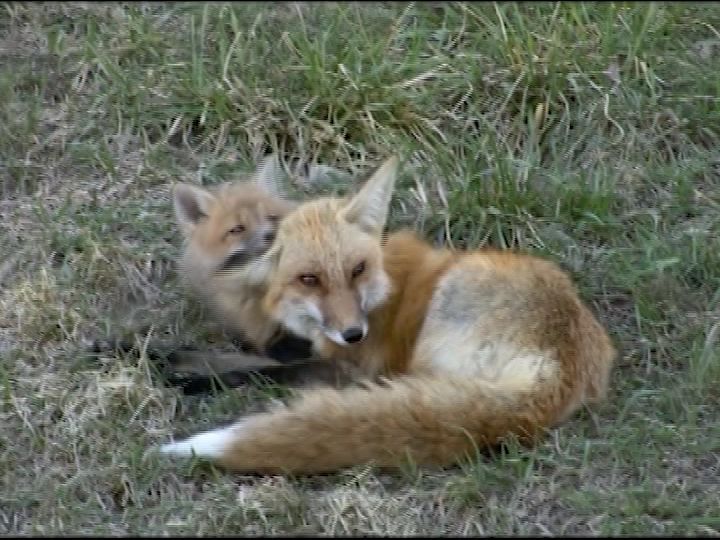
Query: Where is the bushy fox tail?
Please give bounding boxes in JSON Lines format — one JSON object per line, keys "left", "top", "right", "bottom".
{"left": 160, "top": 374, "right": 566, "bottom": 474}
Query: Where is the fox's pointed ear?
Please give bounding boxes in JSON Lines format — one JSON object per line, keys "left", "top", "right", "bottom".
{"left": 251, "top": 153, "right": 286, "bottom": 198}
{"left": 340, "top": 156, "right": 399, "bottom": 236}
{"left": 173, "top": 183, "right": 216, "bottom": 236}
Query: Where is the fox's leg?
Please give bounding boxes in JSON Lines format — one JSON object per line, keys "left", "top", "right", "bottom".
{"left": 163, "top": 356, "right": 355, "bottom": 394}
{"left": 164, "top": 345, "right": 342, "bottom": 394}
{"left": 90, "top": 338, "right": 279, "bottom": 392}
{"left": 90, "top": 338, "right": 351, "bottom": 394}
{"left": 91, "top": 338, "right": 280, "bottom": 372}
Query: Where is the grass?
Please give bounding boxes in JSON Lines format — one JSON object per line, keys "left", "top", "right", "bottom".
{"left": 1, "top": 1, "right": 720, "bottom": 535}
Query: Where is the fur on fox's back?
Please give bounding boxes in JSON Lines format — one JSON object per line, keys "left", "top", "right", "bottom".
{"left": 159, "top": 156, "right": 616, "bottom": 474}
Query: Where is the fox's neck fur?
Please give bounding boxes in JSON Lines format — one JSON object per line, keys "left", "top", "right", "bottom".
{"left": 315, "top": 229, "right": 457, "bottom": 378}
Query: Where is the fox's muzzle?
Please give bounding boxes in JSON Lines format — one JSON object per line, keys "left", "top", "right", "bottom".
{"left": 323, "top": 319, "right": 368, "bottom": 346}
{"left": 216, "top": 231, "right": 277, "bottom": 274}
{"left": 216, "top": 249, "right": 251, "bottom": 273}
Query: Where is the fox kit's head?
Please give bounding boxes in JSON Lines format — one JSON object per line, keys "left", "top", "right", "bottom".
{"left": 259, "top": 157, "right": 399, "bottom": 347}
{"left": 173, "top": 155, "right": 296, "bottom": 278}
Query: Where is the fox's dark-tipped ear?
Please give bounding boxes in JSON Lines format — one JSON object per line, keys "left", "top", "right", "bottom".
{"left": 251, "top": 154, "right": 287, "bottom": 198}
{"left": 173, "top": 183, "right": 216, "bottom": 236}
{"left": 340, "top": 156, "right": 399, "bottom": 236}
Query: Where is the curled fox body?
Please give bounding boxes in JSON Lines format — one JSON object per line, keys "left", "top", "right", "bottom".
{"left": 159, "top": 157, "right": 616, "bottom": 474}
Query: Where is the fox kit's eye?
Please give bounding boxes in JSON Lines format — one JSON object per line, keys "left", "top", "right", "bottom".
{"left": 352, "top": 261, "right": 365, "bottom": 279}
{"left": 299, "top": 274, "right": 320, "bottom": 287}
{"left": 227, "top": 224, "right": 246, "bottom": 235}
{"left": 267, "top": 214, "right": 280, "bottom": 223}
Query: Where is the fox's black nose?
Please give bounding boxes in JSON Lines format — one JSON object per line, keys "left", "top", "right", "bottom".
{"left": 341, "top": 326, "right": 365, "bottom": 344}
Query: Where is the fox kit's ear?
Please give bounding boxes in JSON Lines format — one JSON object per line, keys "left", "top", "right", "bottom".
{"left": 173, "top": 183, "right": 216, "bottom": 236}
{"left": 340, "top": 156, "right": 399, "bottom": 236}
{"left": 251, "top": 153, "right": 287, "bottom": 198}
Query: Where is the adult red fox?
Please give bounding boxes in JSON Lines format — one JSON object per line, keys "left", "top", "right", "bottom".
{"left": 158, "top": 156, "right": 616, "bottom": 474}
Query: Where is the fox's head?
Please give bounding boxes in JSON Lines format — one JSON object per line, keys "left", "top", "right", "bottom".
{"left": 256, "top": 157, "right": 399, "bottom": 347}
{"left": 173, "top": 155, "right": 296, "bottom": 277}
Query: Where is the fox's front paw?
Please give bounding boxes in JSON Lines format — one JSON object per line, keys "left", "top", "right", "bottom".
{"left": 265, "top": 334, "right": 314, "bottom": 363}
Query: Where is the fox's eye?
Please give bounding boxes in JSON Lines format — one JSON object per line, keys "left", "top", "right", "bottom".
{"left": 352, "top": 261, "right": 365, "bottom": 279}
{"left": 299, "top": 274, "right": 320, "bottom": 287}
{"left": 267, "top": 214, "right": 280, "bottom": 223}
{"left": 227, "top": 224, "right": 245, "bottom": 235}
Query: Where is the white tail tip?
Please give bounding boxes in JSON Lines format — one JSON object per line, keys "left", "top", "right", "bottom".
{"left": 159, "top": 424, "right": 237, "bottom": 459}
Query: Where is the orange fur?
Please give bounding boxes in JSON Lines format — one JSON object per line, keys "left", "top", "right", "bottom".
{"left": 160, "top": 157, "right": 616, "bottom": 474}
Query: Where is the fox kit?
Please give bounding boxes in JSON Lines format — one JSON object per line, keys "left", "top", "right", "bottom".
{"left": 173, "top": 155, "right": 298, "bottom": 354}
{"left": 159, "top": 156, "right": 616, "bottom": 474}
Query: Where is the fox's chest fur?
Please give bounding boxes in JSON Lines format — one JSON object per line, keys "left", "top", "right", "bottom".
{"left": 309, "top": 230, "right": 445, "bottom": 375}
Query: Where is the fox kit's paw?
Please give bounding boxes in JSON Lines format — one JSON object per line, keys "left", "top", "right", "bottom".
{"left": 158, "top": 424, "right": 240, "bottom": 459}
